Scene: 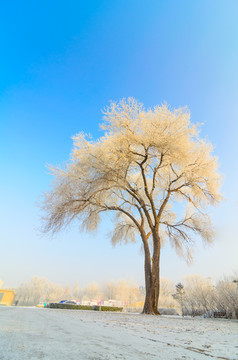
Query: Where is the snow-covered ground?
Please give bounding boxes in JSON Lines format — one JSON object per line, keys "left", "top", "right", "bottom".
{"left": 0, "top": 307, "right": 237, "bottom": 360}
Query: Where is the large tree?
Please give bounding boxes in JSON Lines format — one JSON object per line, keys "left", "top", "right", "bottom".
{"left": 41, "top": 98, "right": 222, "bottom": 314}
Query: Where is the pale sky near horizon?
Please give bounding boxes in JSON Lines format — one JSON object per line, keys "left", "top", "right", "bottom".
{"left": 1, "top": 0, "right": 238, "bottom": 289}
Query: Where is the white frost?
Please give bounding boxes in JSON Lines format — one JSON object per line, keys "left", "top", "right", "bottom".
{"left": 0, "top": 307, "right": 237, "bottom": 359}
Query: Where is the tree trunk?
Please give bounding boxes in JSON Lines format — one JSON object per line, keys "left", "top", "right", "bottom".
{"left": 142, "top": 233, "right": 161, "bottom": 315}
{"left": 142, "top": 237, "right": 154, "bottom": 314}
{"left": 152, "top": 238, "right": 161, "bottom": 314}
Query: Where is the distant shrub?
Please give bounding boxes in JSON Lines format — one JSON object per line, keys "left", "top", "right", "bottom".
{"left": 158, "top": 308, "right": 179, "bottom": 316}
{"left": 47, "top": 303, "right": 123, "bottom": 312}
{"left": 47, "top": 303, "right": 92, "bottom": 310}
{"left": 214, "top": 310, "right": 232, "bottom": 319}
{"left": 92, "top": 305, "right": 123, "bottom": 312}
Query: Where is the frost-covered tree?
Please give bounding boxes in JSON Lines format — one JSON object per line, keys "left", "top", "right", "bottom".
{"left": 103, "top": 281, "right": 117, "bottom": 300}
{"left": 182, "top": 275, "right": 216, "bottom": 316}
{"left": 159, "top": 277, "right": 177, "bottom": 309}
{"left": 82, "top": 282, "right": 99, "bottom": 300}
{"left": 15, "top": 277, "right": 67, "bottom": 305}
{"left": 215, "top": 276, "right": 238, "bottom": 318}
{"left": 115, "top": 279, "right": 140, "bottom": 306}
{"left": 41, "top": 98, "right": 222, "bottom": 314}
{"left": 173, "top": 283, "right": 186, "bottom": 316}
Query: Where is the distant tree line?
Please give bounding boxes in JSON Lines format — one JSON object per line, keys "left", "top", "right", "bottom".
{"left": 14, "top": 274, "right": 238, "bottom": 318}
{"left": 14, "top": 277, "right": 143, "bottom": 307}
{"left": 173, "top": 274, "right": 238, "bottom": 319}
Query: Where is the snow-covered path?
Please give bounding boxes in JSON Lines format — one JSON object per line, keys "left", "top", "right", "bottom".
{"left": 0, "top": 307, "right": 237, "bottom": 360}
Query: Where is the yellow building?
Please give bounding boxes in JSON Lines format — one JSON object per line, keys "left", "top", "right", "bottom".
{"left": 0, "top": 289, "right": 15, "bottom": 306}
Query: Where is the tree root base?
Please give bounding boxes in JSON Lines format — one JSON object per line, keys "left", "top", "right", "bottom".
{"left": 142, "top": 310, "right": 161, "bottom": 315}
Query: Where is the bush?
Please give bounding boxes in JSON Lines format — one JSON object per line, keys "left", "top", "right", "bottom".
{"left": 47, "top": 303, "right": 123, "bottom": 312}
{"left": 158, "top": 308, "right": 179, "bottom": 316}
{"left": 47, "top": 303, "right": 93, "bottom": 310}
{"left": 92, "top": 305, "right": 123, "bottom": 312}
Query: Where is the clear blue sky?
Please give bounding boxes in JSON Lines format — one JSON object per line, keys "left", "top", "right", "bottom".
{"left": 1, "top": 0, "right": 238, "bottom": 288}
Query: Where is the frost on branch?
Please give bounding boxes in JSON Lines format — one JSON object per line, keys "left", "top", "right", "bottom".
{"left": 41, "top": 98, "right": 221, "bottom": 247}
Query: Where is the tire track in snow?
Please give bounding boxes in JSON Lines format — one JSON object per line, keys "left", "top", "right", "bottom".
{"left": 140, "top": 336, "right": 232, "bottom": 360}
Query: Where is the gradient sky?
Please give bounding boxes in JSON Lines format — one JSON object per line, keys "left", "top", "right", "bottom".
{"left": 1, "top": 0, "right": 238, "bottom": 289}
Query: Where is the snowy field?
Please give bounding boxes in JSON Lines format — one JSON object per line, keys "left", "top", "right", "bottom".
{"left": 0, "top": 307, "right": 237, "bottom": 360}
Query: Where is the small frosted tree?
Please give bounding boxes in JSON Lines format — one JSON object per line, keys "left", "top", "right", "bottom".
{"left": 173, "top": 283, "right": 186, "bottom": 316}
{"left": 41, "top": 98, "right": 222, "bottom": 314}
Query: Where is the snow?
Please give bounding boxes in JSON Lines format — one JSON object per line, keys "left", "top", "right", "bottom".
{"left": 0, "top": 307, "right": 237, "bottom": 359}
